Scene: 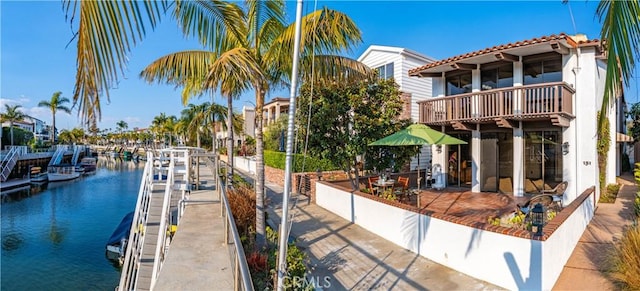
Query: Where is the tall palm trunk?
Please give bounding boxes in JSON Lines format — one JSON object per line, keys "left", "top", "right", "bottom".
{"left": 51, "top": 114, "right": 56, "bottom": 145}
{"left": 226, "top": 95, "right": 234, "bottom": 183}
{"left": 9, "top": 121, "right": 14, "bottom": 145}
{"left": 255, "top": 86, "right": 266, "bottom": 246}
{"left": 211, "top": 126, "right": 217, "bottom": 153}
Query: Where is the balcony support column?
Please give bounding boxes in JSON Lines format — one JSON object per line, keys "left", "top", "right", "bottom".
{"left": 513, "top": 58, "right": 524, "bottom": 115}
{"left": 471, "top": 66, "right": 481, "bottom": 118}
{"left": 471, "top": 124, "right": 481, "bottom": 192}
{"left": 513, "top": 122, "right": 524, "bottom": 197}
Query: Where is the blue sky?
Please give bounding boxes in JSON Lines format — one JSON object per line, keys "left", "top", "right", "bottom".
{"left": 2, "top": 1, "right": 636, "bottom": 132}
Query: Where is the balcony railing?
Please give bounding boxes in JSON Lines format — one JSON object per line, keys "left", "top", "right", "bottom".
{"left": 418, "top": 82, "right": 575, "bottom": 125}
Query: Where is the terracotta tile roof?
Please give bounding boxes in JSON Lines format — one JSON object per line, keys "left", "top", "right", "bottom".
{"left": 408, "top": 33, "right": 601, "bottom": 76}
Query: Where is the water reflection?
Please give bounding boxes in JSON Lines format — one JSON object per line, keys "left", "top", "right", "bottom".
{"left": 0, "top": 157, "right": 143, "bottom": 290}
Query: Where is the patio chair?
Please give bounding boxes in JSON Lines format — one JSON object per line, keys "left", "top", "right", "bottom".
{"left": 368, "top": 176, "right": 380, "bottom": 195}
{"left": 393, "top": 176, "right": 410, "bottom": 202}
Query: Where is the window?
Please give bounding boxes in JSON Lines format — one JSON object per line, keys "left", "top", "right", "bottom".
{"left": 481, "top": 63, "right": 513, "bottom": 90}
{"left": 446, "top": 72, "right": 472, "bottom": 95}
{"left": 523, "top": 56, "right": 562, "bottom": 85}
{"left": 376, "top": 63, "right": 394, "bottom": 79}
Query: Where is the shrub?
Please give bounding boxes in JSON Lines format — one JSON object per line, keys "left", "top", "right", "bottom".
{"left": 609, "top": 221, "right": 640, "bottom": 290}
{"left": 599, "top": 183, "right": 621, "bottom": 203}
{"left": 251, "top": 226, "right": 311, "bottom": 290}
{"left": 247, "top": 251, "right": 268, "bottom": 273}
{"left": 227, "top": 185, "right": 257, "bottom": 244}
{"left": 264, "top": 150, "right": 338, "bottom": 172}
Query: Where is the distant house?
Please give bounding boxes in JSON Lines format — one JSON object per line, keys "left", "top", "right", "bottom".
{"left": 263, "top": 97, "right": 290, "bottom": 126}
{"left": 357, "top": 45, "right": 436, "bottom": 172}
{"left": 1, "top": 115, "right": 49, "bottom": 142}
{"left": 408, "top": 33, "right": 626, "bottom": 201}
{"left": 242, "top": 106, "right": 256, "bottom": 139}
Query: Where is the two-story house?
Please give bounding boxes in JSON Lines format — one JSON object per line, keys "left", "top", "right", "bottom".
{"left": 408, "top": 33, "right": 620, "bottom": 203}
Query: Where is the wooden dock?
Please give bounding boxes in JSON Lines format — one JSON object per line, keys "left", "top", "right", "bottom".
{"left": 0, "top": 178, "right": 30, "bottom": 191}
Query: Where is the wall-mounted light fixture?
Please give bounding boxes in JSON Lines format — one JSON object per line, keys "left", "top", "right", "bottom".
{"left": 436, "top": 144, "right": 442, "bottom": 153}
{"left": 562, "top": 142, "right": 569, "bottom": 155}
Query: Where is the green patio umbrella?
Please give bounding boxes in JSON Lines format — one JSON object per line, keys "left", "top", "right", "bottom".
{"left": 369, "top": 124, "right": 467, "bottom": 190}
{"left": 369, "top": 124, "right": 467, "bottom": 146}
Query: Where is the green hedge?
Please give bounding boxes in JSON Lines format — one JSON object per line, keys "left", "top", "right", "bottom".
{"left": 264, "top": 150, "right": 339, "bottom": 172}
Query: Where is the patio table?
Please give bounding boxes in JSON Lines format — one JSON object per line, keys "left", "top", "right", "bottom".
{"left": 373, "top": 179, "right": 395, "bottom": 194}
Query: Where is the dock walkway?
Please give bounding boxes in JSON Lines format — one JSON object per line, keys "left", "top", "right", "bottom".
{"left": 153, "top": 162, "right": 234, "bottom": 290}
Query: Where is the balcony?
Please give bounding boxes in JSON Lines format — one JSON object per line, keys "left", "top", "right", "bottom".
{"left": 418, "top": 82, "right": 575, "bottom": 128}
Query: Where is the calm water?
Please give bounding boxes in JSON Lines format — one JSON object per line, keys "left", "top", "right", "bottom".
{"left": 1, "top": 156, "right": 144, "bottom": 291}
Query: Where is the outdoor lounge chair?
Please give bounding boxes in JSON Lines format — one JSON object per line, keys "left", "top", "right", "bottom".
{"left": 517, "top": 181, "right": 568, "bottom": 214}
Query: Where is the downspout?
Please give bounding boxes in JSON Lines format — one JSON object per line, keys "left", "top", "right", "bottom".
{"left": 572, "top": 47, "right": 581, "bottom": 201}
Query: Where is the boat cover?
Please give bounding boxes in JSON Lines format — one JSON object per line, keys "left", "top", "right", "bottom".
{"left": 106, "top": 212, "right": 134, "bottom": 246}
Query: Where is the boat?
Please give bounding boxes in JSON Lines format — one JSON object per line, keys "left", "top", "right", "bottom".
{"left": 79, "top": 157, "right": 97, "bottom": 173}
{"left": 47, "top": 165, "right": 81, "bottom": 182}
{"left": 105, "top": 211, "right": 134, "bottom": 264}
{"left": 29, "top": 166, "right": 48, "bottom": 183}
{"left": 74, "top": 166, "right": 85, "bottom": 174}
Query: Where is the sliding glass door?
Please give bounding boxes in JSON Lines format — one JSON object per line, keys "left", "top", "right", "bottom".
{"left": 524, "top": 131, "right": 563, "bottom": 193}
{"left": 480, "top": 132, "right": 513, "bottom": 193}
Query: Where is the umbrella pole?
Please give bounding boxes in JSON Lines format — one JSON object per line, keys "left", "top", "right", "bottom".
{"left": 458, "top": 144, "right": 461, "bottom": 188}
{"left": 417, "top": 146, "right": 421, "bottom": 190}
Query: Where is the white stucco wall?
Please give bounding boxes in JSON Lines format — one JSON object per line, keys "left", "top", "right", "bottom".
{"left": 562, "top": 47, "right": 600, "bottom": 201}
{"left": 315, "top": 183, "right": 597, "bottom": 290}
{"left": 233, "top": 156, "right": 256, "bottom": 175}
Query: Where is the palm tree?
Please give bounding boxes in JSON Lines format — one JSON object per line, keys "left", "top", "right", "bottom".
{"left": 194, "top": 101, "right": 229, "bottom": 153}
{"left": 163, "top": 115, "right": 178, "bottom": 146}
{"left": 116, "top": 120, "right": 128, "bottom": 133}
{"left": 38, "top": 91, "right": 72, "bottom": 145}
{"left": 140, "top": 1, "right": 373, "bottom": 246}
{"left": 181, "top": 103, "right": 206, "bottom": 147}
{"left": 596, "top": 1, "right": 640, "bottom": 131}
{"left": 1, "top": 104, "right": 26, "bottom": 146}
{"left": 151, "top": 113, "right": 169, "bottom": 147}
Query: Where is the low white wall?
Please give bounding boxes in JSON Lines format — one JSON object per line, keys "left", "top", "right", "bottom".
{"left": 315, "top": 183, "right": 595, "bottom": 290}
{"left": 540, "top": 192, "right": 596, "bottom": 289}
{"left": 233, "top": 156, "right": 256, "bottom": 174}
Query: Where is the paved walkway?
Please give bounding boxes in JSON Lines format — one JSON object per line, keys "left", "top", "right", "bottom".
{"left": 236, "top": 170, "right": 502, "bottom": 290}
{"left": 154, "top": 163, "right": 234, "bottom": 291}
{"left": 553, "top": 173, "right": 638, "bottom": 290}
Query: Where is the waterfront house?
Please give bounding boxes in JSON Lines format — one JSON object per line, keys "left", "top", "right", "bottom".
{"left": 1, "top": 115, "right": 50, "bottom": 144}
{"left": 310, "top": 33, "right": 628, "bottom": 290}
{"left": 408, "top": 33, "right": 625, "bottom": 201}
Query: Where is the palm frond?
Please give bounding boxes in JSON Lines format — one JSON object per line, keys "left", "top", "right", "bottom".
{"left": 141, "top": 50, "right": 216, "bottom": 85}
{"left": 66, "top": 0, "right": 166, "bottom": 123}
{"left": 245, "top": 0, "right": 285, "bottom": 51}
{"left": 298, "top": 55, "right": 377, "bottom": 85}
{"left": 269, "top": 7, "right": 362, "bottom": 60}
{"left": 205, "top": 47, "right": 264, "bottom": 98}
{"left": 173, "top": 0, "right": 247, "bottom": 50}
{"left": 597, "top": 0, "right": 640, "bottom": 130}
{"left": 265, "top": 7, "right": 364, "bottom": 87}
{"left": 140, "top": 50, "right": 219, "bottom": 104}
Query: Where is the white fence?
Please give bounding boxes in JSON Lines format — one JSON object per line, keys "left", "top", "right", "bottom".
{"left": 315, "top": 182, "right": 596, "bottom": 290}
